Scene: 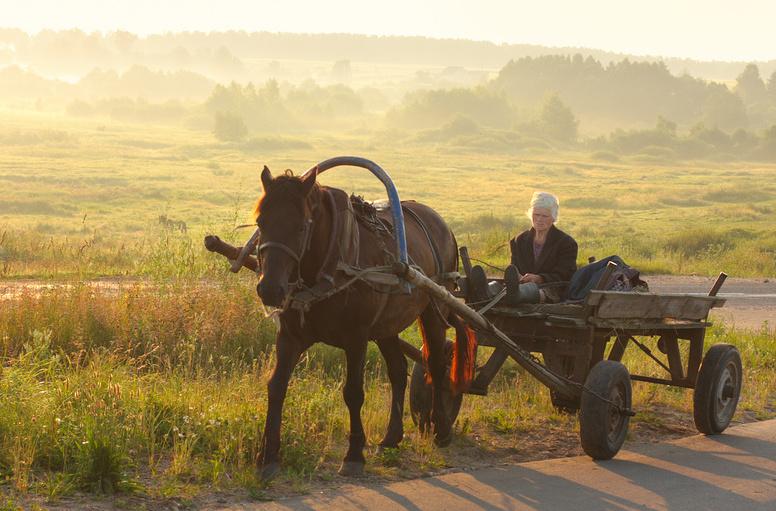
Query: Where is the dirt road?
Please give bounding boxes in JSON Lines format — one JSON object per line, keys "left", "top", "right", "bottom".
{"left": 647, "top": 275, "right": 775, "bottom": 330}
{"left": 256, "top": 419, "right": 776, "bottom": 511}
{"left": 2, "top": 274, "right": 773, "bottom": 330}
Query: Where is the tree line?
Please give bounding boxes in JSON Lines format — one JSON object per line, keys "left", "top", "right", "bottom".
{"left": 491, "top": 56, "right": 776, "bottom": 131}
{"left": 1, "top": 28, "right": 774, "bottom": 81}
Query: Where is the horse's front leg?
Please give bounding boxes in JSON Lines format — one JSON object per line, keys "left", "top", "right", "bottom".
{"left": 376, "top": 336, "right": 407, "bottom": 449}
{"left": 339, "top": 338, "right": 369, "bottom": 476}
{"left": 258, "top": 328, "right": 305, "bottom": 480}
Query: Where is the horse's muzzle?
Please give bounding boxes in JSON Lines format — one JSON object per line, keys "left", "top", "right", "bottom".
{"left": 257, "top": 279, "right": 288, "bottom": 308}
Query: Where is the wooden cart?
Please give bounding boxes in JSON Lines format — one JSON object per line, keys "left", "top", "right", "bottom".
{"left": 214, "top": 156, "right": 743, "bottom": 462}
{"left": 407, "top": 250, "right": 742, "bottom": 460}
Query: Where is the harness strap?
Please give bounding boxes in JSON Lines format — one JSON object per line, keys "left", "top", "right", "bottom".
{"left": 315, "top": 189, "right": 341, "bottom": 285}
{"left": 402, "top": 204, "right": 444, "bottom": 278}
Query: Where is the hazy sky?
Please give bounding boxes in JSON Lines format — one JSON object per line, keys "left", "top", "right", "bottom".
{"left": 3, "top": 0, "right": 775, "bottom": 61}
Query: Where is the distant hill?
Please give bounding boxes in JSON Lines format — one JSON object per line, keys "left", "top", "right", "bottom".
{"left": 0, "top": 28, "right": 774, "bottom": 82}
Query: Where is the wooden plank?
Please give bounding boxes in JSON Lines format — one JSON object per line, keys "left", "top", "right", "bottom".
{"left": 608, "top": 334, "right": 629, "bottom": 361}
{"left": 589, "top": 291, "right": 725, "bottom": 320}
{"left": 590, "top": 319, "right": 712, "bottom": 330}
{"left": 661, "top": 335, "right": 685, "bottom": 381}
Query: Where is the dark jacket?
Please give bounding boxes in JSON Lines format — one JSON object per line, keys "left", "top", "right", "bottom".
{"left": 509, "top": 225, "right": 578, "bottom": 283}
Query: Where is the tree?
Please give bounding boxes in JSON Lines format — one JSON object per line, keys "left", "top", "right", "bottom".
{"left": 539, "top": 94, "right": 578, "bottom": 142}
{"left": 331, "top": 60, "right": 352, "bottom": 83}
{"left": 768, "top": 70, "right": 776, "bottom": 103}
{"left": 109, "top": 30, "right": 137, "bottom": 55}
{"left": 735, "top": 63, "right": 767, "bottom": 105}
{"left": 703, "top": 84, "right": 748, "bottom": 131}
{"left": 656, "top": 116, "right": 677, "bottom": 137}
{"left": 213, "top": 111, "right": 247, "bottom": 141}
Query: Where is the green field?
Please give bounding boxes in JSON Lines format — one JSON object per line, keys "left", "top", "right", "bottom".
{"left": 1, "top": 110, "right": 775, "bottom": 507}
{"left": 2, "top": 110, "right": 776, "bottom": 279}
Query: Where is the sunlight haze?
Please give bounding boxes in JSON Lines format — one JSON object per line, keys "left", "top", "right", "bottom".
{"left": 3, "top": 0, "right": 776, "bottom": 61}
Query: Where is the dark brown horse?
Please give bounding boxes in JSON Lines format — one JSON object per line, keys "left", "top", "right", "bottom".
{"left": 216, "top": 166, "right": 473, "bottom": 479}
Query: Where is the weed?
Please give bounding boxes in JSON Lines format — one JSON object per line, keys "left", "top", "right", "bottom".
{"left": 75, "top": 426, "right": 133, "bottom": 494}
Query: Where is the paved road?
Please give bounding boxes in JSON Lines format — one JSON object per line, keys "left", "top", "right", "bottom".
{"left": 252, "top": 420, "right": 776, "bottom": 511}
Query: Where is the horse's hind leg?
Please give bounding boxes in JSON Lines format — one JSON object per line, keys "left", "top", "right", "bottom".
{"left": 376, "top": 336, "right": 408, "bottom": 449}
{"left": 419, "top": 307, "right": 453, "bottom": 447}
{"left": 340, "top": 338, "right": 368, "bottom": 476}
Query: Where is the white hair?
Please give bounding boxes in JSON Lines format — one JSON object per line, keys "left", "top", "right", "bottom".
{"left": 526, "top": 191, "right": 559, "bottom": 222}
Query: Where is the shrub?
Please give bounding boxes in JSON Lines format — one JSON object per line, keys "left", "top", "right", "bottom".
{"left": 663, "top": 228, "right": 735, "bottom": 257}
{"left": 213, "top": 112, "right": 248, "bottom": 142}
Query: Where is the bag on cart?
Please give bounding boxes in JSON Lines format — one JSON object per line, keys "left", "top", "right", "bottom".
{"left": 565, "top": 255, "right": 647, "bottom": 302}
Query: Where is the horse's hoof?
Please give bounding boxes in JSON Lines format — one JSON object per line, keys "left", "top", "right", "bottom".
{"left": 377, "top": 439, "right": 401, "bottom": 453}
{"left": 338, "top": 461, "right": 365, "bottom": 477}
{"left": 259, "top": 462, "right": 281, "bottom": 481}
{"left": 434, "top": 432, "right": 453, "bottom": 447}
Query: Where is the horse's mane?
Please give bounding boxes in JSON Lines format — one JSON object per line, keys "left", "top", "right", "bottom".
{"left": 253, "top": 170, "right": 322, "bottom": 222}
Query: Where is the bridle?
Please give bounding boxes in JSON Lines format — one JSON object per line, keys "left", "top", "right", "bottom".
{"left": 233, "top": 184, "right": 347, "bottom": 316}
{"left": 257, "top": 216, "right": 314, "bottom": 280}
{"left": 230, "top": 198, "right": 318, "bottom": 276}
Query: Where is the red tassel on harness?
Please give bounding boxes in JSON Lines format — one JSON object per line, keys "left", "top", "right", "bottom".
{"left": 417, "top": 318, "right": 433, "bottom": 384}
{"left": 450, "top": 317, "right": 477, "bottom": 394}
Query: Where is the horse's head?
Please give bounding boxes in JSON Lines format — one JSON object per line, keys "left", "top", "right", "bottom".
{"left": 253, "top": 165, "right": 318, "bottom": 307}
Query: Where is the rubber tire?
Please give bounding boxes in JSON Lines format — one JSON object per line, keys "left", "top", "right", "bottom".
{"left": 544, "top": 353, "right": 581, "bottom": 413}
{"left": 693, "top": 344, "right": 742, "bottom": 435}
{"left": 409, "top": 341, "right": 463, "bottom": 432}
{"left": 579, "top": 360, "right": 632, "bottom": 460}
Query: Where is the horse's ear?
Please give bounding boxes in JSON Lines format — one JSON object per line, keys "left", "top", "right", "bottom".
{"left": 260, "top": 165, "right": 273, "bottom": 190}
{"left": 301, "top": 166, "right": 318, "bottom": 196}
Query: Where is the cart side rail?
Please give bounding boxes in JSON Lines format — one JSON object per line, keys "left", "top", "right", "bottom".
{"left": 586, "top": 291, "right": 726, "bottom": 321}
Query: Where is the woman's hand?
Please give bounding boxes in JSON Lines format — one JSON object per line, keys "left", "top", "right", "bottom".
{"left": 520, "top": 273, "right": 544, "bottom": 284}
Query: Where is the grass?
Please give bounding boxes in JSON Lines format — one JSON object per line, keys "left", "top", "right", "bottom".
{"left": 0, "top": 283, "right": 774, "bottom": 506}
{"left": 1, "top": 110, "right": 776, "bottom": 279}
{"left": 0, "top": 109, "right": 775, "bottom": 506}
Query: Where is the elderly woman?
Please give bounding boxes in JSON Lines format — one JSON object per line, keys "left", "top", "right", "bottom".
{"left": 505, "top": 192, "right": 578, "bottom": 303}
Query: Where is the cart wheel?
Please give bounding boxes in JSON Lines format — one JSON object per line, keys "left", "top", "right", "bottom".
{"left": 544, "top": 353, "right": 580, "bottom": 413}
{"left": 693, "top": 344, "right": 742, "bottom": 435}
{"left": 409, "top": 341, "right": 463, "bottom": 432}
{"left": 579, "top": 360, "right": 632, "bottom": 460}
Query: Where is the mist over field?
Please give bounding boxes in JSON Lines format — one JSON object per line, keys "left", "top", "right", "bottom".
{"left": 0, "top": 24, "right": 775, "bottom": 509}
{"left": 2, "top": 28, "right": 776, "bottom": 278}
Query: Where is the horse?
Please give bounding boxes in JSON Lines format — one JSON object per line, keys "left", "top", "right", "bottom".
{"left": 214, "top": 165, "right": 475, "bottom": 479}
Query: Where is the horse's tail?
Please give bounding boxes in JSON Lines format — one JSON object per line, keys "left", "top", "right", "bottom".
{"left": 449, "top": 313, "right": 477, "bottom": 395}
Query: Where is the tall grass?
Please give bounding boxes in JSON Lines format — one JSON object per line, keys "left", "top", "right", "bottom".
{"left": 456, "top": 216, "right": 776, "bottom": 277}
{"left": 0, "top": 283, "right": 773, "bottom": 505}
{"left": 1, "top": 111, "right": 776, "bottom": 280}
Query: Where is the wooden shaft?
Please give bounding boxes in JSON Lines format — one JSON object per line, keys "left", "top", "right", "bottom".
{"left": 397, "top": 337, "right": 423, "bottom": 364}
{"left": 204, "top": 235, "right": 260, "bottom": 273}
{"left": 708, "top": 272, "right": 727, "bottom": 297}
{"left": 459, "top": 246, "right": 473, "bottom": 278}
{"left": 394, "top": 262, "right": 580, "bottom": 399}
{"left": 469, "top": 347, "right": 509, "bottom": 392}
{"left": 230, "top": 228, "right": 261, "bottom": 273}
